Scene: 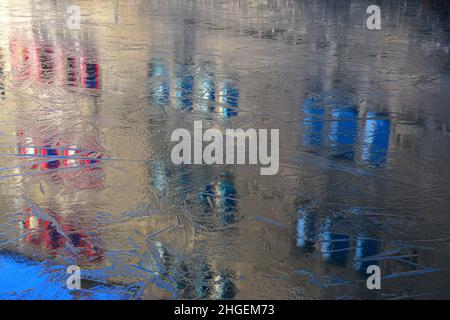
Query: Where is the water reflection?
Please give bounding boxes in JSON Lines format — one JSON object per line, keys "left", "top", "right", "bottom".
{"left": 175, "top": 63, "right": 195, "bottom": 110}
{"left": 149, "top": 59, "right": 170, "bottom": 108}
{"left": 198, "top": 63, "right": 216, "bottom": 113}
{"left": 10, "top": 32, "right": 100, "bottom": 92}
{"left": 295, "top": 205, "right": 433, "bottom": 282}
{"left": 148, "top": 57, "right": 240, "bottom": 118}
{"left": 155, "top": 241, "right": 237, "bottom": 299}
{"left": 0, "top": 50, "right": 4, "bottom": 97}
{"left": 218, "top": 78, "right": 239, "bottom": 118}
{"left": 301, "top": 95, "right": 392, "bottom": 167}
{"left": 362, "top": 112, "right": 391, "bottom": 167}
{"left": 302, "top": 98, "right": 325, "bottom": 147}
{"left": 199, "top": 172, "right": 238, "bottom": 226}
{"left": 83, "top": 62, "right": 100, "bottom": 90}
{"left": 1, "top": 0, "right": 450, "bottom": 300}
{"left": 296, "top": 208, "right": 417, "bottom": 277}
{"left": 0, "top": 252, "right": 129, "bottom": 299}
{"left": 321, "top": 218, "right": 351, "bottom": 267}
{"left": 329, "top": 105, "right": 359, "bottom": 161}
{"left": 16, "top": 130, "right": 104, "bottom": 190}
{"left": 20, "top": 206, "right": 104, "bottom": 263}
{"left": 296, "top": 209, "right": 317, "bottom": 252}
{"left": 66, "top": 57, "right": 78, "bottom": 87}
{"left": 38, "top": 44, "right": 54, "bottom": 83}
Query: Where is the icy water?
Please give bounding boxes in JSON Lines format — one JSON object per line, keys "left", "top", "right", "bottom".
{"left": 1, "top": 0, "right": 450, "bottom": 300}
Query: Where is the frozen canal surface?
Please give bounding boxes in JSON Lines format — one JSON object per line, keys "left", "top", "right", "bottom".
{"left": 1, "top": 0, "right": 450, "bottom": 299}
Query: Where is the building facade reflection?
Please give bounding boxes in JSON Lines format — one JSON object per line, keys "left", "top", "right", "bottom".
{"left": 147, "top": 56, "right": 240, "bottom": 119}
{"left": 151, "top": 239, "right": 237, "bottom": 299}
{"left": 296, "top": 209, "right": 317, "bottom": 252}
{"left": 300, "top": 96, "right": 391, "bottom": 166}
{"left": 149, "top": 59, "right": 170, "bottom": 108}
{"left": 0, "top": 49, "right": 4, "bottom": 97}
{"left": 10, "top": 33, "right": 100, "bottom": 92}
{"left": 329, "top": 105, "right": 359, "bottom": 161}
{"left": 1, "top": 0, "right": 449, "bottom": 300}
{"left": 218, "top": 78, "right": 239, "bottom": 118}
{"left": 20, "top": 205, "right": 104, "bottom": 264}
{"left": 354, "top": 235, "right": 380, "bottom": 274}
{"left": 320, "top": 218, "right": 351, "bottom": 267}
{"left": 198, "top": 63, "right": 216, "bottom": 114}
{"left": 362, "top": 112, "right": 391, "bottom": 167}
{"left": 198, "top": 172, "right": 238, "bottom": 226}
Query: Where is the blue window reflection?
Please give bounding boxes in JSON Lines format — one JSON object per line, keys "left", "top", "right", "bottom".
{"left": 85, "top": 63, "right": 99, "bottom": 89}
{"left": 0, "top": 54, "right": 3, "bottom": 97}
{"left": 321, "top": 219, "right": 350, "bottom": 267}
{"left": 152, "top": 159, "right": 169, "bottom": 193}
{"left": 176, "top": 65, "right": 194, "bottom": 110}
{"left": 302, "top": 98, "right": 325, "bottom": 147}
{"left": 0, "top": 254, "right": 129, "bottom": 299}
{"left": 39, "top": 45, "right": 54, "bottom": 81}
{"left": 329, "top": 105, "right": 359, "bottom": 160}
{"left": 362, "top": 111, "right": 390, "bottom": 167}
{"left": 199, "top": 78, "right": 215, "bottom": 112}
{"left": 199, "top": 174, "right": 237, "bottom": 225}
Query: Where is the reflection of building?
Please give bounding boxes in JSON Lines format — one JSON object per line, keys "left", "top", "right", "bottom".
{"left": 218, "top": 78, "right": 239, "bottom": 118}
{"left": 0, "top": 50, "right": 4, "bottom": 97}
{"left": 1, "top": 23, "right": 108, "bottom": 284}
{"left": 19, "top": 205, "right": 104, "bottom": 263}
{"left": 38, "top": 43, "right": 54, "bottom": 82}
{"left": 295, "top": 203, "right": 432, "bottom": 286}
{"left": 175, "top": 63, "right": 195, "bottom": 110}
{"left": 16, "top": 129, "right": 104, "bottom": 190}
{"left": 0, "top": 251, "right": 131, "bottom": 299}
{"left": 302, "top": 98, "right": 325, "bottom": 147}
{"left": 81, "top": 57, "right": 100, "bottom": 89}
{"left": 297, "top": 206, "right": 381, "bottom": 272}
{"left": 149, "top": 59, "right": 170, "bottom": 108}
{"left": 300, "top": 95, "right": 391, "bottom": 167}
{"left": 147, "top": 56, "right": 240, "bottom": 119}
{"left": 320, "top": 218, "right": 351, "bottom": 267}
{"left": 1, "top": 0, "right": 448, "bottom": 300}
{"left": 362, "top": 112, "right": 390, "bottom": 167}
{"left": 354, "top": 236, "right": 379, "bottom": 274}
{"left": 198, "top": 172, "right": 238, "bottom": 226}
{"left": 296, "top": 208, "right": 370, "bottom": 270}
{"left": 10, "top": 34, "right": 100, "bottom": 91}
{"left": 296, "top": 209, "right": 317, "bottom": 252}
{"left": 329, "top": 105, "right": 359, "bottom": 160}
{"left": 8, "top": 27, "right": 105, "bottom": 191}
{"left": 152, "top": 240, "right": 237, "bottom": 299}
